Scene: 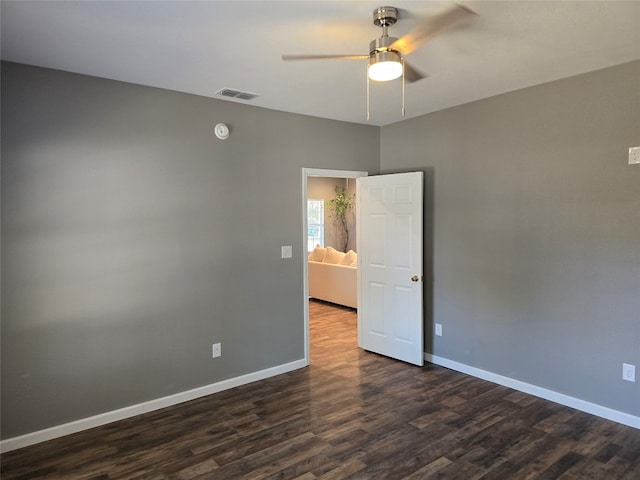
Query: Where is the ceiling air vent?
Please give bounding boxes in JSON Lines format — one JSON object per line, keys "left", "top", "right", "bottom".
{"left": 216, "top": 88, "right": 260, "bottom": 101}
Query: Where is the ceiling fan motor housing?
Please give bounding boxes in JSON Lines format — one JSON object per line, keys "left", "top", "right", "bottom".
{"left": 369, "top": 35, "right": 398, "bottom": 55}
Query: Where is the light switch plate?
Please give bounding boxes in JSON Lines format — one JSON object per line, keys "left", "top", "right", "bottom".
{"left": 629, "top": 146, "right": 640, "bottom": 165}
{"left": 281, "top": 245, "right": 292, "bottom": 259}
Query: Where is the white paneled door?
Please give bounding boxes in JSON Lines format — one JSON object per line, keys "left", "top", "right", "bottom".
{"left": 357, "top": 172, "right": 424, "bottom": 366}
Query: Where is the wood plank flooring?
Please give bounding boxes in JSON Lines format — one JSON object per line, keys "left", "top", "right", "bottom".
{"left": 2, "top": 299, "right": 639, "bottom": 479}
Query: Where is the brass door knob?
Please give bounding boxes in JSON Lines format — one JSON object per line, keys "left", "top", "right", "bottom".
{"left": 411, "top": 275, "right": 420, "bottom": 282}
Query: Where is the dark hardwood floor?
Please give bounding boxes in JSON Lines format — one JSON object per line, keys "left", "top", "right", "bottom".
{"left": 2, "top": 300, "right": 639, "bottom": 479}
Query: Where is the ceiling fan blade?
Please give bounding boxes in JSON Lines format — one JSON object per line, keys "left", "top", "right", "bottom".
{"left": 282, "top": 54, "right": 369, "bottom": 61}
{"left": 403, "top": 62, "right": 428, "bottom": 83}
{"left": 390, "top": 3, "right": 477, "bottom": 55}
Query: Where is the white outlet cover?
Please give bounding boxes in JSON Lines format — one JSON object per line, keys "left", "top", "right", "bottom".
{"left": 435, "top": 323, "right": 443, "bottom": 337}
{"left": 623, "top": 363, "right": 636, "bottom": 382}
{"left": 281, "top": 245, "right": 292, "bottom": 259}
{"left": 629, "top": 146, "right": 640, "bottom": 165}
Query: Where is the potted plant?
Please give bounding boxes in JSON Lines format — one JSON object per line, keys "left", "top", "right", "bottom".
{"left": 327, "top": 186, "right": 355, "bottom": 252}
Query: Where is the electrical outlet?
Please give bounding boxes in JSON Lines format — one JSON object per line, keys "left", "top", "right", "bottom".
{"left": 212, "top": 343, "right": 222, "bottom": 358}
{"left": 435, "top": 323, "right": 443, "bottom": 337}
{"left": 622, "top": 363, "right": 635, "bottom": 382}
{"left": 629, "top": 146, "right": 640, "bottom": 165}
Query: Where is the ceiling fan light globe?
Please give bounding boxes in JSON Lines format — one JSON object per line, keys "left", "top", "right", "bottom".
{"left": 368, "top": 51, "right": 403, "bottom": 81}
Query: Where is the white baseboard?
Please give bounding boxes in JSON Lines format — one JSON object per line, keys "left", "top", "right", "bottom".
{"left": 4, "top": 354, "right": 637, "bottom": 453}
{"left": 425, "top": 353, "right": 640, "bottom": 430}
{"left": 0, "top": 358, "right": 307, "bottom": 453}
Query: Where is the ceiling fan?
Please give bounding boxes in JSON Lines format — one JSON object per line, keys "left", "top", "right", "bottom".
{"left": 282, "top": 3, "right": 477, "bottom": 119}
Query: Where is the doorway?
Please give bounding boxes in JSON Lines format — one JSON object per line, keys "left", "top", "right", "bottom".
{"left": 302, "top": 168, "right": 368, "bottom": 366}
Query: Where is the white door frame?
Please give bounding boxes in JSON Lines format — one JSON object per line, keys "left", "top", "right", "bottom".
{"left": 302, "top": 168, "right": 368, "bottom": 366}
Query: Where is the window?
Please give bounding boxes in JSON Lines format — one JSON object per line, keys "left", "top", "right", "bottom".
{"left": 307, "top": 199, "right": 325, "bottom": 252}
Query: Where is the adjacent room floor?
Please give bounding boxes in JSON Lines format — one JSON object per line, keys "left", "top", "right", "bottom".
{"left": 1, "top": 300, "right": 639, "bottom": 479}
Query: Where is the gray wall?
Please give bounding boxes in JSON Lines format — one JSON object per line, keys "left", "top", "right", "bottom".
{"left": 381, "top": 61, "right": 640, "bottom": 416}
{"left": 0, "top": 61, "right": 380, "bottom": 438}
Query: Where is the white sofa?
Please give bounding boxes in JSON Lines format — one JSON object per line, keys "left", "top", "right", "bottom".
{"left": 307, "top": 246, "right": 357, "bottom": 309}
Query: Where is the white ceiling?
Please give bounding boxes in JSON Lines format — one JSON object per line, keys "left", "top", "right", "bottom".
{"left": 2, "top": 1, "right": 639, "bottom": 126}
